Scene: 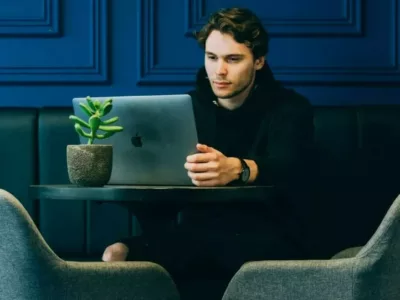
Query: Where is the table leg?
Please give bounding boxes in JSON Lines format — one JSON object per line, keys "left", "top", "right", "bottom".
{"left": 115, "top": 202, "right": 182, "bottom": 236}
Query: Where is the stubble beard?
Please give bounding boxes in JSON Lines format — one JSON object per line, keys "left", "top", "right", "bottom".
{"left": 213, "top": 71, "right": 255, "bottom": 100}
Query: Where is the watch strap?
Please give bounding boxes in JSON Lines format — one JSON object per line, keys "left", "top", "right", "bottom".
{"left": 238, "top": 158, "right": 250, "bottom": 183}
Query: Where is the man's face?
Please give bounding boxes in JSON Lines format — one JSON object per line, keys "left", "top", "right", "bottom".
{"left": 204, "top": 30, "right": 264, "bottom": 100}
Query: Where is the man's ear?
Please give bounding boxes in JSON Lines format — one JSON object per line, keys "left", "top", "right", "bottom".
{"left": 254, "top": 56, "right": 265, "bottom": 70}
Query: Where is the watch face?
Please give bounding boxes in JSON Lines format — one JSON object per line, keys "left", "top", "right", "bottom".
{"left": 241, "top": 167, "right": 250, "bottom": 182}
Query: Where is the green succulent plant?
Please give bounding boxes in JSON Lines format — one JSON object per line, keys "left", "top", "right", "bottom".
{"left": 69, "top": 96, "right": 123, "bottom": 145}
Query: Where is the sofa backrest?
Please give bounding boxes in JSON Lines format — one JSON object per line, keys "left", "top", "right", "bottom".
{"left": 314, "top": 106, "right": 400, "bottom": 254}
{"left": 0, "top": 106, "right": 399, "bottom": 258}
{"left": 0, "top": 109, "right": 37, "bottom": 216}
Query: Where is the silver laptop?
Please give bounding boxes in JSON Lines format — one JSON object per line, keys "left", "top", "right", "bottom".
{"left": 72, "top": 94, "right": 198, "bottom": 186}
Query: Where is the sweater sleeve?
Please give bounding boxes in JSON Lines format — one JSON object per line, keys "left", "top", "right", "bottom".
{"left": 249, "top": 94, "right": 315, "bottom": 187}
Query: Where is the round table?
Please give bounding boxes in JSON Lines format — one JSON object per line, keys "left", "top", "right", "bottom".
{"left": 30, "top": 184, "right": 275, "bottom": 202}
{"left": 30, "top": 184, "right": 276, "bottom": 235}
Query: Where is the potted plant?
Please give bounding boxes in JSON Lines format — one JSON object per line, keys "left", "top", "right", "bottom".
{"left": 67, "top": 96, "right": 123, "bottom": 187}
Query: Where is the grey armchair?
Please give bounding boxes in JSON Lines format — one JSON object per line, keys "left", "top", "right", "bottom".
{"left": 0, "top": 189, "right": 180, "bottom": 300}
{"left": 222, "top": 194, "right": 400, "bottom": 300}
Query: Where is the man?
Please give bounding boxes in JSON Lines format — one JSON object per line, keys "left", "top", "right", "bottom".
{"left": 102, "top": 6, "right": 318, "bottom": 298}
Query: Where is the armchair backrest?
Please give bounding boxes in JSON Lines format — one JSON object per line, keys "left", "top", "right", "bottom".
{"left": 353, "top": 194, "right": 400, "bottom": 300}
{"left": 0, "top": 189, "right": 63, "bottom": 298}
{"left": 0, "top": 189, "right": 60, "bottom": 261}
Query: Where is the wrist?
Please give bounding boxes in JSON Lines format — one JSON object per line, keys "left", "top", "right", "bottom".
{"left": 229, "top": 157, "right": 243, "bottom": 181}
{"left": 244, "top": 159, "right": 258, "bottom": 183}
{"left": 229, "top": 157, "right": 251, "bottom": 184}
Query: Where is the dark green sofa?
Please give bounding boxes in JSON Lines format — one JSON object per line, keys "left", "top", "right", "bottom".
{"left": 1, "top": 106, "right": 400, "bottom": 260}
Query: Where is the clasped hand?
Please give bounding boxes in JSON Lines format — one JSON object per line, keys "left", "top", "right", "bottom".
{"left": 184, "top": 143, "right": 240, "bottom": 187}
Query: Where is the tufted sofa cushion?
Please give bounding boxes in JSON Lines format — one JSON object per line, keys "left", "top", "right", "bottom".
{"left": 0, "top": 109, "right": 37, "bottom": 218}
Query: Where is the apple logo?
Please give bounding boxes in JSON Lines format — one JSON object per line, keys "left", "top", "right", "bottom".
{"left": 131, "top": 133, "right": 143, "bottom": 147}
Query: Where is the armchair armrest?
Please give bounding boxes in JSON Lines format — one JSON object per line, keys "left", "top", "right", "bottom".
{"left": 62, "top": 260, "right": 180, "bottom": 300}
{"left": 222, "top": 259, "right": 355, "bottom": 300}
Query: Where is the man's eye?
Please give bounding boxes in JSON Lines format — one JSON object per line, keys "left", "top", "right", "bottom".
{"left": 207, "top": 56, "right": 217, "bottom": 60}
{"left": 228, "top": 57, "right": 240, "bottom": 62}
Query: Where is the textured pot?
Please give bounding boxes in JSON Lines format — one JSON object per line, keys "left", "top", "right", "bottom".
{"left": 67, "top": 145, "right": 112, "bottom": 187}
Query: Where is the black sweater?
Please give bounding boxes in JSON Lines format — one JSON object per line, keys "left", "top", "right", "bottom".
{"left": 182, "top": 64, "right": 317, "bottom": 247}
{"left": 189, "top": 64, "right": 314, "bottom": 187}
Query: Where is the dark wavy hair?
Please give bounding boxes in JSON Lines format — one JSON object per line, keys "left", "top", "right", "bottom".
{"left": 195, "top": 7, "right": 269, "bottom": 59}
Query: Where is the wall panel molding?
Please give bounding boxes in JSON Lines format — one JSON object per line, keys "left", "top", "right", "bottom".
{"left": 138, "top": 0, "right": 399, "bottom": 85}
{"left": 184, "top": 0, "right": 363, "bottom": 37}
{"left": 0, "top": 0, "right": 60, "bottom": 36}
{"left": 137, "top": 0, "right": 198, "bottom": 85}
{"left": 0, "top": 0, "right": 109, "bottom": 83}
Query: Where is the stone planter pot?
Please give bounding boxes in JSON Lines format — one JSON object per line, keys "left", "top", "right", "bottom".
{"left": 67, "top": 145, "right": 112, "bottom": 187}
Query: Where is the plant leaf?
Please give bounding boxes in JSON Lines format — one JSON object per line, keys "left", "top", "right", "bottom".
{"left": 100, "top": 102, "right": 112, "bottom": 116}
{"left": 99, "top": 98, "right": 112, "bottom": 113}
{"left": 89, "top": 116, "right": 101, "bottom": 132}
{"left": 96, "top": 131, "right": 116, "bottom": 139}
{"left": 69, "top": 115, "right": 90, "bottom": 128}
{"left": 104, "top": 98, "right": 113, "bottom": 105}
{"left": 93, "top": 100, "right": 101, "bottom": 109}
{"left": 100, "top": 116, "right": 119, "bottom": 125}
{"left": 99, "top": 125, "right": 124, "bottom": 132}
{"left": 79, "top": 103, "right": 95, "bottom": 117}
{"left": 74, "top": 123, "right": 91, "bottom": 138}
{"left": 86, "top": 96, "right": 96, "bottom": 111}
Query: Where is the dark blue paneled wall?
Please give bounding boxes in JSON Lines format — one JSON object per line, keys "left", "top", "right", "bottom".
{"left": 0, "top": 0, "right": 399, "bottom": 107}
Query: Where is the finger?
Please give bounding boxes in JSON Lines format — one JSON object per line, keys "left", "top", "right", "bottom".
{"left": 184, "top": 161, "right": 218, "bottom": 172}
{"left": 196, "top": 143, "right": 209, "bottom": 152}
{"left": 188, "top": 171, "right": 218, "bottom": 181}
{"left": 196, "top": 143, "right": 221, "bottom": 155}
{"left": 186, "top": 153, "right": 217, "bottom": 163}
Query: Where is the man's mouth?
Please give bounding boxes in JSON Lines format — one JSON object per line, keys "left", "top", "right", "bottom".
{"left": 213, "top": 81, "right": 231, "bottom": 88}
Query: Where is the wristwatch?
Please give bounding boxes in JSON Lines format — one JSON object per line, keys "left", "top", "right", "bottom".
{"left": 238, "top": 158, "right": 250, "bottom": 184}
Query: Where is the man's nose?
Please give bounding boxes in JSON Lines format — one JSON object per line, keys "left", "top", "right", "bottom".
{"left": 216, "top": 60, "right": 227, "bottom": 75}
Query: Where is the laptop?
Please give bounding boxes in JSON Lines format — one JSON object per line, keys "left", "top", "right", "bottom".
{"left": 72, "top": 94, "right": 199, "bottom": 186}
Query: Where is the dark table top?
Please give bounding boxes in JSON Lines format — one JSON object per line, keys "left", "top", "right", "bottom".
{"left": 29, "top": 184, "right": 276, "bottom": 203}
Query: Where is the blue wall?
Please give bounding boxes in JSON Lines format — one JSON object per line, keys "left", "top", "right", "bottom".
{"left": 0, "top": 0, "right": 399, "bottom": 107}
